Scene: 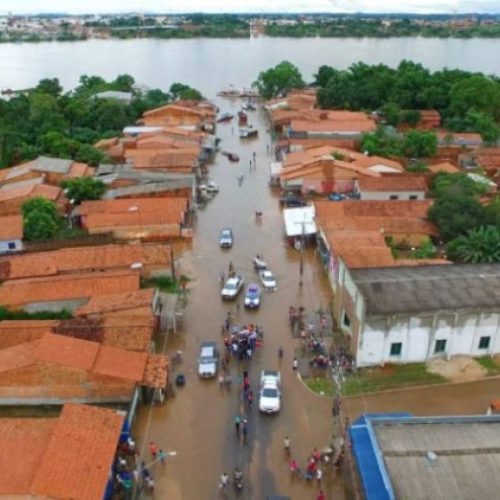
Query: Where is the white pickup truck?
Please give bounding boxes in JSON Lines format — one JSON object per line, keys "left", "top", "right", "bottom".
{"left": 259, "top": 370, "right": 281, "bottom": 414}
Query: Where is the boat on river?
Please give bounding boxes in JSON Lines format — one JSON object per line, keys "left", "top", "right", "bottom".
{"left": 217, "top": 112, "right": 234, "bottom": 123}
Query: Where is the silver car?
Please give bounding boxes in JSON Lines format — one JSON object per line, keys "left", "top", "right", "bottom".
{"left": 198, "top": 341, "right": 219, "bottom": 378}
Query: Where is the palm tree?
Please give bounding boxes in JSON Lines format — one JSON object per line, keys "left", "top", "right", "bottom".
{"left": 446, "top": 226, "right": 500, "bottom": 263}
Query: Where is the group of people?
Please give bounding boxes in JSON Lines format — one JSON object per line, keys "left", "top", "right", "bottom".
{"left": 223, "top": 324, "right": 263, "bottom": 361}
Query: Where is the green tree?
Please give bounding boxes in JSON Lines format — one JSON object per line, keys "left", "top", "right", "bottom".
{"left": 61, "top": 177, "right": 106, "bottom": 204}
{"left": 22, "top": 197, "right": 62, "bottom": 241}
{"left": 428, "top": 196, "right": 494, "bottom": 241}
{"left": 75, "top": 144, "right": 107, "bottom": 166}
{"left": 466, "top": 110, "right": 500, "bottom": 144}
{"left": 112, "top": 74, "right": 135, "bottom": 92}
{"left": 446, "top": 226, "right": 500, "bottom": 263}
{"left": 255, "top": 61, "right": 305, "bottom": 99}
{"left": 34, "top": 78, "right": 63, "bottom": 97}
{"left": 400, "top": 110, "right": 422, "bottom": 127}
{"left": 402, "top": 130, "right": 437, "bottom": 158}
{"left": 314, "top": 65, "right": 336, "bottom": 87}
{"left": 431, "top": 172, "right": 488, "bottom": 199}
{"left": 169, "top": 83, "right": 203, "bottom": 101}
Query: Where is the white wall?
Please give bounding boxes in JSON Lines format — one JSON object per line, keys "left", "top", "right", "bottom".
{"left": 0, "top": 239, "right": 23, "bottom": 254}
{"left": 360, "top": 190, "right": 425, "bottom": 201}
{"left": 356, "top": 311, "right": 500, "bottom": 367}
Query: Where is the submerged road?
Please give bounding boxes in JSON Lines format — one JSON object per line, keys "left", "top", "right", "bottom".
{"left": 134, "top": 100, "right": 344, "bottom": 500}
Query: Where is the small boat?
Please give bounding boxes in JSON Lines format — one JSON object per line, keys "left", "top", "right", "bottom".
{"left": 221, "top": 151, "right": 240, "bottom": 162}
{"left": 238, "top": 110, "right": 248, "bottom": 126}
{"left": 217, "top": 112, "right": 234, "bottom": 123}
{"left": 239, "top": 125, "right": 258, "bottom": 139}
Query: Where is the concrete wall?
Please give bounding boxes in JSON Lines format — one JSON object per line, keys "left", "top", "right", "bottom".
{"left": 360, "top": 190, "right": 425, "bottom": 201}
{"left": 357, "top": 310, "right": 500, "bottom": 367}
{"left": 0, "top": 239, "right": 23, "bottom": 254}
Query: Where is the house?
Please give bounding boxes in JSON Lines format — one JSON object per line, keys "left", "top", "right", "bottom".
{"left": 3, "top": 156, "right": 94, "bottom": 186}
{"left": 436, "top": 131, "right": 483, "bottom": 147}
{"left": 124, "top": 148, "right": 200, "bottom": 175}
{"left": 0, "top": 332, "right": 168, "bottom": 405}
{"left": 0, "top": 269, "right": 140, "bottom": 311}
{"left": 0, "top": 403, "right": 124, "bottom": 499}
{"left": 427, "top": 161, "right": 461, "bottom": 174}
{"left": 0, "top": 179, "right": 67, "bottom": 216}
{"left": 280, "top": 157, "right": 381, "bottom": 194}
{"left": 417, "top": 109, "right": 441, "bottom": 129}
{"left": 76, "top": 197, "right": 189, "bottom": 240}
{"left": 350, "top": 413, "right": 500, "bottom": 500}
{"left": 288, "top": 111, "right": 376, "bottom": 141}
{"left": 0, "top": 215, "right": 23, "bottom": 254}
{"left": 0, "top": 242, "right": 170, "bottom": 280}
{"left": 139, "top": 101, "right": 216, "bottom": 133}
{"left": 356, "top": 175, "right": 428, "bottom": 200}
{"left": 334, "top": 264, "right": 500, "bottom": 367}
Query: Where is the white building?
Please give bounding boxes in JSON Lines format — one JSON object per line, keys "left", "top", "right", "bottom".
{"left": 355, "top": 175, "right": 428, "bottom": 201}
{"left": 336, "top": 264, "right": 500, "bottom": 367}
{"left": 0, "top": 215, "right": 23, "bottom": 254}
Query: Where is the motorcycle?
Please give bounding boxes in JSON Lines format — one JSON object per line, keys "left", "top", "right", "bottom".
{"left": 233, "top": 468, "right": 244, "bottom": 491}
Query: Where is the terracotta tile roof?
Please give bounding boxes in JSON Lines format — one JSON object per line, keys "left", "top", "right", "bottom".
{"left": 436, "top": 131, "right": 482, "bottom": 144}
{"left": 0, "top": 417, "right": 56, "bottom": 495}
{"left": 283, "top": 146, "right": 336, "bottom": 167}
{"left": 291, "top": 118, "right": 376, "bottom": 133}
{"left": 36, "top": 333, "right": 100, "bottom": 371}
{"left": 125, "top": 148, "right": 199, "bottom": 169}
{"left": 94, "top": 137, "right": 118, "bottom": 149}
{"left": 353, "top": 156, "right": 404, "bottom": 172}
{"left": 0, "top": 182, "right": 63, "bottom": 204}
{"left": 315, "top": 200, "right": 432, "bottom": 220}
{"left": 280, "top": 158, "right": 380, "bottom": 181}
{"left": 92, "top": 344, "right": 148, "bottom": 381}
{"left": 143, "top": 354, "right": 169, "bottom": 388}
{"left": 0, "top": 270, "right": 140, "bottom": 306}
{"left": 78, "top": 196, "right": 187, "bottom": 215}
{"left": 32, "top": 183, "right": 62, "bottom": 201}
{"left": 0, "top": 341, "right": 38, "bottom": 374}
{"left": 30, "top": 403, "right": 124, "bottom": 500}
{"left": 67, "top": 162, "right": 94, "bottom": 178}
{"left": 358, "top": 175, "right": 428, "bottom": 192}
{"left": 428, "top": 162, "right": 461, "bottom": 173}
{"left": 75, "top": 288, "right": 156, "bottom": 316}
{"left": 0, "top": 243, "right": 168, "bottom": 280}
{"left": 0, "top": 320, "right": 56, "bottom": 349}
{"left": 0, "top": 215, "right": 23, "bottom": 240}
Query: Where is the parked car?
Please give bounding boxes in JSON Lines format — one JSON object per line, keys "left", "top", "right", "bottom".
{"left": 198, "top": 341, "right": 219, "bottom": 378}
{"left": 244, "top": 283, "right": 261, "bottom": 309}
{"left": 221, "top": 275, "right": 244, "bottom": 300}
{"left": 206, "top": 181, "right": 220, "bottom": 193}
{"left": 259, "top": 370, "right": 281, "bottom": 414}
{"left": 328, "top": 192, "right": 346, "bottom": 201}
{"left": 259, "top": 269, "right": 277, "bottom": 291}
{"left": 279, "top": 193, "right": 306, "bottom": 208}
{"left": 219, "top": 228, "right": 233, "bottom": 248}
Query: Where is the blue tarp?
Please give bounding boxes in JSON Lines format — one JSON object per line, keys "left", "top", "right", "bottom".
{"left": 349, "top": 413, "right": 412, "bottom": 500}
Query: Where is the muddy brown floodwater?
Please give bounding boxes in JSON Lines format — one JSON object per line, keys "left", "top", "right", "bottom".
{"left": 134, "top": 99, "right": 345, "bottom": 500}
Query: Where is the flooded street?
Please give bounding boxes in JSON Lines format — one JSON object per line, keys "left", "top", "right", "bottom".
{"left": 134, "top": 100, "right": 343, "bottom": 500}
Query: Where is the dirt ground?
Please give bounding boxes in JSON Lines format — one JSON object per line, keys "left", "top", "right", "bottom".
{"left": 427, "top": 356, "right": 487, "bottom": 382}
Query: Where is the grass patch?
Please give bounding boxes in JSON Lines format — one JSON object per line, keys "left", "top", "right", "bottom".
{"left": 342, "top": 363, "right": 446, "bottom": 396}
{"left": 141, "top": 275, "right": 191, "bottom": 294}
{"left": 304, "top": 377, "right": 335, "bottom": 397}
{"left": 476, "top": 356, "right": 500, "bottom": 376}
{"left": 0, "top": 306, "right": 72, "bottom": 321}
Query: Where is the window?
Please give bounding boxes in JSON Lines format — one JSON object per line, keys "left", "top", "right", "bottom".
{"left": 478, "top": 336, "right": 490, "bottom": 350}
{"left": 434, "top": 339, "right": 447, "bottom": 353}
{"left": 7, "top": 242, "right": 16, "bottom": 250}
{"left": 389, "top": 195, "right": 399, "bottom": 200}
{"left": 409, "top": 195, "right": 418, "bottom": 200}
{"left": 390, "top": 342, "right": 402, "bottom": 356}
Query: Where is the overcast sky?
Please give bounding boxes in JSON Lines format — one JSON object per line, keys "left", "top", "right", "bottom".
{"left": 2, "top": 1, "right": 500, "bottom": 15}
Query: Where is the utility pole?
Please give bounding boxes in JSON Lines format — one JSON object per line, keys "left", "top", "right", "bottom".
{"left": 294, "top": 213, "right": 307, "bottom": 288}
{"left": 169, "top": 244, "right": 176, "bottom": 283}
{"left": 329, "top": 356, "right": 345, "bottom": 457}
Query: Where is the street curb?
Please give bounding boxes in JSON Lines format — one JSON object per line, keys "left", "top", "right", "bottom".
{"left": 297, "top": 372, "right": 500, "bottom": 400}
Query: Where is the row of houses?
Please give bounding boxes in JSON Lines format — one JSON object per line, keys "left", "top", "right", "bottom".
{"left": 266, "top": 91, "right": 500, "bottom": 369}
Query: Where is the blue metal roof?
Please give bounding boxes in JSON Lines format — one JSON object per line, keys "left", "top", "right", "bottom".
{"left": 349, "top": 413, "right": 412, "bottom": 500}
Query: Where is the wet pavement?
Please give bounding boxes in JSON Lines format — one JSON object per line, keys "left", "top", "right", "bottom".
{"left": 134, "top": 100, "right": 343, "bottom": 500}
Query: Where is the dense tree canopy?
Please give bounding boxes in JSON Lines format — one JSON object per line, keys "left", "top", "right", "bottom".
{"left": 255, "top": 61, "right": 305, "bottom": 99}
{"left": 169, "top": 83, "right": 204, "bottom": 101}
{"left": 446, "top": 226, "right": 500, "bottom": 263}
{"left": 0, "top": 74, "right": 176, "bottom": 168}
{"left": 315, "top": 60, "right": 500, "bottom": 141}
